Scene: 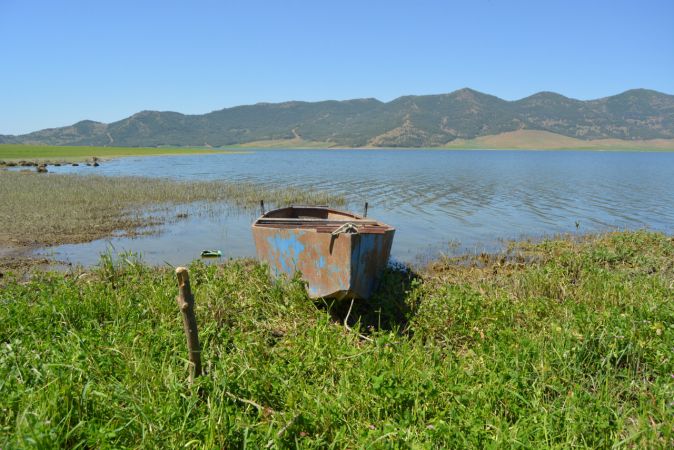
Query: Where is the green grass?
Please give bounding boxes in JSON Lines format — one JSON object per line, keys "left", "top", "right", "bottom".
{"left": 0, "top": 144, "right": 244, "bottom": 162}
{"left": 0, "top": 171, "right": 345, "bottom": 247}
{"left": 441, "top": 130, "right": 674, "bottom": 151}
{"left": 1, "top": 231, "right": 672, "bottom": 448}
{"left": 221, "top": 139, "right": 336, "bottom": 149}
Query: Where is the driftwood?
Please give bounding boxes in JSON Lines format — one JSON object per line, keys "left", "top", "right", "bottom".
{"left": 175, "top": 267, "right": 202, "bottom": 382}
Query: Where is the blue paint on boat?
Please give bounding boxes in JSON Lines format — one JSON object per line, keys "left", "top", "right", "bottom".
{"left": 347, "top": 233, "right": 388, "bottom": 298}
{"left": 252, "top": 206, "right": 395, "bottom": 299}
{"left": 267, "top": 231, "right": 306, "bottom": 274}
{"left": 307, "top": 285, "right": 320, "bottom": 297}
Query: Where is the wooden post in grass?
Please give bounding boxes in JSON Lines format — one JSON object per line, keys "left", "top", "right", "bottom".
{"left": 175, "top": 267, "right": 202, "bottom": 382}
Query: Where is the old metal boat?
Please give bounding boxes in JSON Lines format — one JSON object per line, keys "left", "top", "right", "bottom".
{"left": 252, "top": 205, "right": 395, "bottom": 299}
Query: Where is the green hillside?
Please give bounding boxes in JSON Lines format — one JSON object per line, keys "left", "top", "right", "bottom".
{"left": 3, "top": 88, "right": 674, "bottom": 148}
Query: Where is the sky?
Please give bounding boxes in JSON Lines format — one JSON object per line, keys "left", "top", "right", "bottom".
{"left": 1, "top": 0, "right": 673, "bottom": 135}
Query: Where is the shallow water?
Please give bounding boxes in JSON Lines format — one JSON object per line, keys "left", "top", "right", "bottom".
{"left": 37, "top": 149, "right": 674, "bottom": 266}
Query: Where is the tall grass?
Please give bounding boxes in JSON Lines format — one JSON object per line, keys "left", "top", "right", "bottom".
{"left": 1, "top": 231, "right": 672, "bottom": 448}
{"left": 0, "top": 144, "right": 237, "bottom": 161}
{"left": 0, "top": 171, "right": 345, "bottom": 246}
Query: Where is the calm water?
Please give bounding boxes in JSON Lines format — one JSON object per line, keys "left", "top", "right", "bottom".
{"left": 38, "top": 150, "right": 674, "bottom": 266}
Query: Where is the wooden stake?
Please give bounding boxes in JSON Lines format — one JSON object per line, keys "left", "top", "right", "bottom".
{"left": 175, "top": 267, "right": 202, "bottom": 382}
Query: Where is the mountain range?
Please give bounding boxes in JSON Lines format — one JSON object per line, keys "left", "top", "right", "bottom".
{"left": 2, "top": 88, "right": 673, "bottom": 148}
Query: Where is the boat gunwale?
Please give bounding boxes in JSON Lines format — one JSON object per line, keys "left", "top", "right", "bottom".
{"left": 252, "top": 206, "right": 394, "bottom": 232}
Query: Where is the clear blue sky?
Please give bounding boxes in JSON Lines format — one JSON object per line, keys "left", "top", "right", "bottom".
{"left": 1, "top": 0, "right": 672, "bottom": 134}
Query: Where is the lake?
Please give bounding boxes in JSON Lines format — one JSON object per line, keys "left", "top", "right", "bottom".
{"left": 37, "top": 149, "right": 674, "bottom": 266}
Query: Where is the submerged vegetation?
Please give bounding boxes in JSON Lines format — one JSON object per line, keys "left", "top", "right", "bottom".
{"left": 0, "top": 171, "right": 344, "bottom": 248}
{"left": 1, "top": 231, "right": 672, "bottom": 447}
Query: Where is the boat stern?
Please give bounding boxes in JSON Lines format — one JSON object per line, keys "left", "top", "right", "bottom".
{"left": 251, "top": 206, "right": 395, "bottom": 300}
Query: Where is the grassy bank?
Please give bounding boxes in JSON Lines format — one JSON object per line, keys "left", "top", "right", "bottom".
{"left": 0, "top": 144, "right": 243, "bottom": 162}
{"left": 0, "top": 171, "right": 344, "bottom": 249}
{"left": 443, "top": 130, "right": 674, "bottom": 151}
{"left": 4, "top": 137, "right": 674, "bottom": 156}
{"left": 1, "top": 231, "right": 672, "bottom": 448}
{"left": 223, "top": 138, "right": 336, "bottom": 149}
{"left": 219, "top": 130, "right": 674, "bottom": 151}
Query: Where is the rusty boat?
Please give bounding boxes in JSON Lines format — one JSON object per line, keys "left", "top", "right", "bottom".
{"left": 252, "top": 206, "right": 395, "bottom": 299}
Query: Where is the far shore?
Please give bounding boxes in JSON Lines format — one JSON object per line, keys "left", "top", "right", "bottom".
{"left": 0, "top": 144, "right": 249, "bottom": 162}
{"left": 220, "top": 130, "right": 674, "bottom": 152}
{"left": 3, "top": 129, "right": 674, "bottom": 162}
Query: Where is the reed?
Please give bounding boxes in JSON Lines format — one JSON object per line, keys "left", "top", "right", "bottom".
{"left": 0, "top": 144, "right": 240, "bottom": 161}
{"left": 0, "top": 171, "right": 345, "bottom": 247}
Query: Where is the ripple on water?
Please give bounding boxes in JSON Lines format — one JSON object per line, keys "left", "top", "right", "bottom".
{"left": 37, "top": 149, "right": 674, "bottom": 266}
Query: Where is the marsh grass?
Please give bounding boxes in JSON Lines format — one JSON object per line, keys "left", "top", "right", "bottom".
{"left": 0, "top": 144, "right": 239, "bottom": 161}
{"left": 1, "top": 231, "right": 672, "bottom": 448}
{"left": 0, "top": 171, "right": 344, "bottom": 247}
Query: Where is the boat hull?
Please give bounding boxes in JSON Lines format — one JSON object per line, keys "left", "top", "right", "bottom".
{"left": 252, "top": 218, "right": 394, "bottom": 300}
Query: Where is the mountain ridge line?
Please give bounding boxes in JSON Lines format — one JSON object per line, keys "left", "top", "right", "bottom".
{"left": 2, "top": 88, "right": 673, "bottom": 148}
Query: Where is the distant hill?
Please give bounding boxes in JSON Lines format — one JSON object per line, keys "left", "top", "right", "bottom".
{"left": 5, "top": 88, "right": 674, "bottom": 148}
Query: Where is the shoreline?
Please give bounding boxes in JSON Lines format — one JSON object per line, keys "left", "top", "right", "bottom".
{"left": 2, "top": 143, "right": 674, "bottom": 163}
{"left": 254, "top": 146, "right": 674, "bottom": 152}
{"left": 2, "top": 220, "right": 670, "bottom": 279}
{"left": 0, "top": 171, "right": 345, "bottom": 277}
{"left": 0, "top": 144, "right": 250, "bottom": 163}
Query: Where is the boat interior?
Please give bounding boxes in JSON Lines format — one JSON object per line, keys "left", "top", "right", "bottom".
{"left": 253, "top": 206, "right": 393, "bottom": 233}
{"left": 263, "top": 206, "right": 360, "bottom": 220}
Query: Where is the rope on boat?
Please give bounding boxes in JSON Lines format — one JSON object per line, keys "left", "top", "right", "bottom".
{"left": 331, "top": 222, "right": 359, "bottom": 236}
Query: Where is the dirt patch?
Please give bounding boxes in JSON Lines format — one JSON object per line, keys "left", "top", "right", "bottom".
{"left": 0, "top": 242, "right": 57, "bottom": 281}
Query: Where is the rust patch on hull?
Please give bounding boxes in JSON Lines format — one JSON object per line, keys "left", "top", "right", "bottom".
{"left": 252, "top": 207, "right": 395, "bottom": 299}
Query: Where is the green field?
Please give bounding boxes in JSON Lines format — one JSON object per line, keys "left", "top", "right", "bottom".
{"left": 443, "top": 130, "right": 674, "bottom": 151}
{"left": 3, "top": 138, "right": 674, "bottom": 158}
{"left": 0, "top": 144, "right": 243, "bottom": 161}
{"left": 220, "top": 131, "right": 674, "bottom": 151}
{"left": 222, "top": 138, "right": 336, "bottom": 149}
{"left": 1, "top": 231, "right": 672, "bottom": 448}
